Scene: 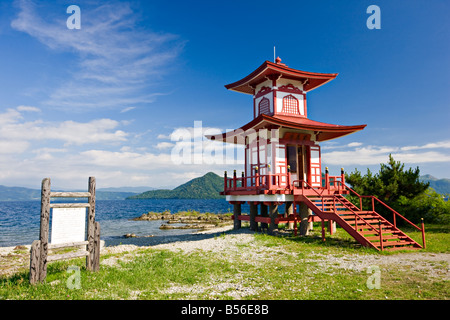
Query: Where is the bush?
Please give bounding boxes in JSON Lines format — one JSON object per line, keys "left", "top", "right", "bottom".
{"left": 346, "top": 154, "right": 449, "bottom": 224}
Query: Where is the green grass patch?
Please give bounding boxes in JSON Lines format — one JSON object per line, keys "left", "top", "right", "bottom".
{"left": 0, "top": 223, "right": 448, "bottom": 300}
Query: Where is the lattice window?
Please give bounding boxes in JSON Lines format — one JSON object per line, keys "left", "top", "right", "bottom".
{"left": 281, "top": 95, "right": 299, "bottom": 115}
{"left": 258, "top": 97, "right": 270, "bottom": 115}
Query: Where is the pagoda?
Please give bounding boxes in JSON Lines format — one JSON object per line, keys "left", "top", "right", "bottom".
{"left": 207, "top": 58, "right": 425, "bottom": 251}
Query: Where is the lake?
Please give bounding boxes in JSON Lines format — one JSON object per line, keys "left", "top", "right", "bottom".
{"left": 0, "top": 199, "right": 253, "bottom": 247}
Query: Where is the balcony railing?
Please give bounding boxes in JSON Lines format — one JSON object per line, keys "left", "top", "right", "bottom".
{"left": 223, "top": 167, "right": 347, "bottom": 194}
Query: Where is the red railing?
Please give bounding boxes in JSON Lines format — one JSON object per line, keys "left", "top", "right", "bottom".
{"left": 223, "top": 168, "right": 347, "bottom": 194}
{"left": 223, "top": 170, "right": 291, "bottom": 192}
{"left": 335, "top": 181, "right": 426, "bottom": 249}
{"left": 294, "top": 179, "right": 382, "bottom": 240}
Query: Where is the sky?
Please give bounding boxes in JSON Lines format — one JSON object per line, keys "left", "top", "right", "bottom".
{"left": 0, "top": 0, "right": 449, "bottom": 190}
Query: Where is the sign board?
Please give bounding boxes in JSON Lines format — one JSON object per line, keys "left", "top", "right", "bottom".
{"left": 50, "top": 207, "right": 87, "bottom": 244}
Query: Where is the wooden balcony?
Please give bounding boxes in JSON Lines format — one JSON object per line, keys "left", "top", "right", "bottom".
{"left": 222, "top": 170, "right": 349, "bottom": 197}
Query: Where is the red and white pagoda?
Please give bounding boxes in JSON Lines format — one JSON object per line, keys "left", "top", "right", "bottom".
{"left": 207, "top": 57, "right": 425, "bottom": 251}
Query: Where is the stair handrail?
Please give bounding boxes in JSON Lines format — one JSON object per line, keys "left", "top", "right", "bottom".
{"left": 335, "top": 181, "right": 425, "bottom": 248}
{"left": 293, "top": 179, "right": 328, "bottom": 197}
{"left": 297, "top": 179, "right": 382, "bottom": 236}
{"left": 361, "top": 195, "right": 422, "bottom": 231}
{"left": 332, "top": 194, "right": 382, "bottom": 236}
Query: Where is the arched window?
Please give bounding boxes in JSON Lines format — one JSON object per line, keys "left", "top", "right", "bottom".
{"left": 281, "top": 95, "right": 300, "bottom": 115}
{"left": 258, "top": 97, "right": 270, "bottom": 115}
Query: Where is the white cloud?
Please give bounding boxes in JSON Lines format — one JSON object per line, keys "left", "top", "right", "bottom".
{"left": 16, "top": 105, "right": 41, "bottom": 112}
{"left": 400, "top": 141, "right": 450, "bottom": 151}
{"left": 11, "top": 0, "right": 184, "bottom": 111}
{"left": 0, "top": 107, "right": 128, "bottom": 149}
{"left": 322, "top": 140, "right": 450, "bottom": 166}
{"left": 155, "top": 142, "right": 175, "bottom": 150}
{"left": 120, "top": 106, "right": 136, "bottom": 113}
{"left": 347, "top": 142, "right": 363, "bottom": 147}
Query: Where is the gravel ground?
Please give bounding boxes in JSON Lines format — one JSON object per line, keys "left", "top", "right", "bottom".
{"left": 1, "top": 225, "right": 449, "bottom": 285}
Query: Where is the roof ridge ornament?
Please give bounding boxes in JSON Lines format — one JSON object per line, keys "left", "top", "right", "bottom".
{"left": 275, "top": 56, "right": 286, "bottom": 66}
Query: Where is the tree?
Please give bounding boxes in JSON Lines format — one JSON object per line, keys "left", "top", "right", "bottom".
{"left": 345, "top": 154, "right": 433, "bottom": 223}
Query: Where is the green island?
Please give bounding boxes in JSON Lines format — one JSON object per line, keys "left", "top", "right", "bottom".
{"left": 127, "top": 172, "right": 224, "bottom": 200}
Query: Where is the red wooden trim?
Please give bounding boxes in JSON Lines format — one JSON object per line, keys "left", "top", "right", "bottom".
{"left": 279, "top": 139, "right": 315, "bottom": 146}
{"left": 255, "top": 86, "right": 272, "bottom": 98}
{"left": 229, "top": 201, "right": 245, "bottom": 205}
{"left": 278, "top": 84, "right": 304, "bottom": 94}
{"left": 303, "top": 93, "right": 307, "bottom": 117}
{"left": 237, "top": 215, "right": 250, "bottom": 221}
{"left": 253, "top": 95, "right": 256, "bottom": 119}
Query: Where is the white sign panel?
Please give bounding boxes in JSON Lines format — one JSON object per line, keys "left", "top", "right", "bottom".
{"left": 51, "top": 207, "right": 87, "bottom": 244}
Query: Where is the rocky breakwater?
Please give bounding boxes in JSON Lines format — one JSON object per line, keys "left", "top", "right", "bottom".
{"left": 132, "top": 210, "right": 234, "bottom": 230}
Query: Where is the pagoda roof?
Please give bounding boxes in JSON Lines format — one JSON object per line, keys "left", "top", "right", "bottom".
{"left": 225, "top": 59, "right": 338, "bottom": 95}
{"left": 206, "top": 114, "right": 366, "bottom": 143}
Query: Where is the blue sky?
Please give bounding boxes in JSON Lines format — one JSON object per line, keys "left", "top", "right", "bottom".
{"left": 0, "top": 0, "right": 449, "bottom": 189}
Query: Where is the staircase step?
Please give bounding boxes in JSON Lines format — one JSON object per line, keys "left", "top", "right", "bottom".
{"left": 357, "top": 228, "right": 396, "bottom": 235}
{"left": 373, "top": 240, "right": 418, "bottom": 247}
{"left": 347, "top": 220, "right": 389, "bottom": 226}
{"left": 383, "top": 245, "right": 422, "bottom": 251}
{"left": 365, "top": 234, "right": 409, "bottom": 241}
{"left": 303, "top": 194, "right": 423, "bottom": 252}
{"left": 338, "top": 211, "right": 376, "bottom": 215}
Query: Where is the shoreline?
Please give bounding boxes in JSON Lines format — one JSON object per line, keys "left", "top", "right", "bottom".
{"left": 0, "top": 224, "right": 236, "bottom": 277}
{"left": 0, "top": 224, "right": 235, "bottom": 255}
{"left": 0, "top": 211, "right": 234, "bottom": 254}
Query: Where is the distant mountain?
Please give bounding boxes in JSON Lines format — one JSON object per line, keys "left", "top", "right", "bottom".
{"left": 0, "top": 185, "right": 146, "bottom": 201}
{"left": 420, "top": 175, "right": 450, "bottom": 195}
{"left": 0, "top": 185, "right": 41, "bottom": 201}
{"left": 127, "top": 172, "right": 224, "bottom": 200}
{"left": 97, "top": 186, "right": 156, "bottom": 193}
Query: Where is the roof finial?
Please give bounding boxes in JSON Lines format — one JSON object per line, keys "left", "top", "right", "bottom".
{"left": 275, "top": 56, "right": 282, "bottom": 64}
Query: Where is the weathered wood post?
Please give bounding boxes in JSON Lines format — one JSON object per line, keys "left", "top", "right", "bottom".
{"left": 299, "top": 202, "right": 313, "bottom": 236}
{"left": 268, "top": 203, "right": 278, "bottom": 235}
{"left": 286, "top": 201, "right": 294, "bottom": 229}
{"left": 328, "top": 220, "right": 336, "bottom": 234}
{"left": 224, "top": 171, "right": 228, "bottom": 192}
{"left": 92, "top": 221, "right": 101, "bottom": 272}
{"left": 29, "top": 240, "right": 41, "bottom": 284}
{"left": 260, "top": 203, "right": 268, "bottom": 230}
{"left": 87, "top": 176, "right": 96, "bottom": 271}
{"left": 249, "top": 202, "right": 258, "bottom": 231}
{"left": 30, "top": 177, "right": 100, "bottom": 284}
{"left": 39, "top": 178, "right": 51, "bottom": 283}
{"left": 233, "top": 202, "right": 241, "bottom": 230}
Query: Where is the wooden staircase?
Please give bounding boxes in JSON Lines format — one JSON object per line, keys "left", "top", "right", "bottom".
{"left": 298, "top": 194, "right": 424, "bottom": 251}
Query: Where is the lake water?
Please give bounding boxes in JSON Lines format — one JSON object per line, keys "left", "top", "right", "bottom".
{"left": 0, "top": 199, "right": 252, "bottom": 247}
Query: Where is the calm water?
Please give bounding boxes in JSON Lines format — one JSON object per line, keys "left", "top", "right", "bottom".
{"left": 0, "top": 199, "right": 251, "bottom": 247}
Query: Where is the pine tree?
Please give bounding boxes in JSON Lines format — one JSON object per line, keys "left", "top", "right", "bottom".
{"left": 345, "top": 154, "right": 430, "bottom": 223}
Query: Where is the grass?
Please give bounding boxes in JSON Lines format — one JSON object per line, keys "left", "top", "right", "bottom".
{"left": 0, "top": 223, "right": 448, "bottom": 300}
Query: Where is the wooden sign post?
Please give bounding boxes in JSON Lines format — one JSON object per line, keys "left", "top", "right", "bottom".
{"left": 29, "top": 177, "right": 100, "bottom": 284}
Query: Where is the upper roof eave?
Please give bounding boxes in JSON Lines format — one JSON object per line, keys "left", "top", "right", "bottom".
{"left": 205, "top": 114, "right": 366, "bottom": 143}
{"left": 224, "top": 60, "right": 338, "bottom": 95}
